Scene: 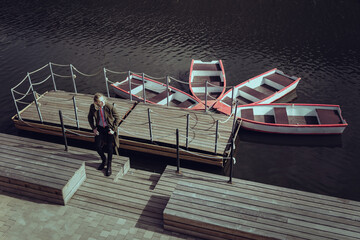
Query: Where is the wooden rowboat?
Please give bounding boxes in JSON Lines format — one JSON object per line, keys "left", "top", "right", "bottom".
{"left": 236, "top": 103, "right": 347, "bottom": 135}
{"left": 213, "top": 68, "right": 301, "bottom": 115}
{"left": 111, "top": 73, "right": 203, "bottom": 109}
{"left": 189, "top": 59, "right": 226, "bottom": 109}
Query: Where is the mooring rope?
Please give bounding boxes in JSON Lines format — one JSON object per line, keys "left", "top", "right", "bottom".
{"left": 11, "top": 76, "right": 29, "bottom": 90}
{"left": 219, "top": 113, "right": 234, "bottom": 123}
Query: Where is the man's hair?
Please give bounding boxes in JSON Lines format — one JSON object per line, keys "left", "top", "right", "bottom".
{"left": 94, "top": 93, "right": 105, "bottom": 102}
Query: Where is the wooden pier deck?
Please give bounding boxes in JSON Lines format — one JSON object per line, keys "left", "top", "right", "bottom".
{"left": 1, "top": 133, "right": 360, "bottom": 239}
{"left": 0, "top": 133, "right": 128, "bottom": 205}
{"left": 12, "top": 90, "right": 238, "bottom": 166}
{"left": 162, "top": 166, "right": 360, "bottom": 240}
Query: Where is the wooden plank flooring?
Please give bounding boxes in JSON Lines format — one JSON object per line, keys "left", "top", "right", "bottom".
{"left": 0, "top": 133, "right": 86, "bottom": 205}
{"left": 161, "top": 166, "right": 360, "bottom": 240}
{"left": 13, "top": 90, "right": 238, "bottom": 166}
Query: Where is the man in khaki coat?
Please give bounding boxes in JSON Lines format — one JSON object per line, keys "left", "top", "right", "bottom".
{"left": 88, "top": 93, "right": 120, "bottom": 176}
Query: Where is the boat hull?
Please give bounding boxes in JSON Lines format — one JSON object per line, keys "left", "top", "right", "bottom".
{"left": 214, "top": 69, "right": 301, "bottom": 115}
{"left": 237, "top": 104, "right": 347, "bottom": 135}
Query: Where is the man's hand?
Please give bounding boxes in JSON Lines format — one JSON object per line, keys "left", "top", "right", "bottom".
{"left": 108, "top": 129, "right": 114, "bottom": 135}
{"left": 93, "top": 128, "right": 99, "bottom": 135}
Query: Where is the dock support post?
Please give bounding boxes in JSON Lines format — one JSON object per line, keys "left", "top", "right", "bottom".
{"left": 27, "top": 73, "right": 43, "bottom": 123}
{"left": 49, "top": 62, "right": 57, "bottom": 91}
{"left": 186, "top": 114, "right": 189, "bottom": 149}
{"left": 176, "top": 128, "right": 181, "bottom": 174}
{"left": 59, "top": 110, "right": 68, "bottom": 151}
{"left": 128, "top": 71, "right": 132, "bottom": 101}
{"left": 227, "top": 136, "right": 234, "bottom": 184}
{"left": 11, "top": 90, "right": 22, "bottom": 121}
{"left": 72, "top": 96, "right": 80, "bottom": 129}
{"left": 142, "top": 73, "right": 146, "bottom": 103}
{"left": 215, "top": 120, "right": 219, "bottom": 154}
{"left": 231, "top": 86, "right": 234, "bottom": 114}
{"left": 148, "top": 108, "right": 153, "bottom": 142}
{"left": 205, "top": 81, "right": 208, "bottom": 112}
{"left": 166, "top": 76, "right": 169, "bottom": 107}
{"left": 70, "top": 64, "right": 77, "bottom": 94}
{"left": 104, "top": 68, "right": 110, "bottom": 98}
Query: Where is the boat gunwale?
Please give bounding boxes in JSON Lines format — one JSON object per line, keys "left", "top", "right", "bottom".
{"left": 237, "top": 103, "right": 348, "bottom": 129}
{"left": 220, "top": 68, "right": 301, "bottom": 107}
{"left": 188, "top": 59, "right": 227, "bottom": 104}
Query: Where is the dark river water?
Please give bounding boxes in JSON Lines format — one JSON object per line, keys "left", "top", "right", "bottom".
{"left": 1, "top": 0, "right": 360, "bottom": 201}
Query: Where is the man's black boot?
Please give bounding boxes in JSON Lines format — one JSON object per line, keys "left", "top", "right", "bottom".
{"left": 106, "top": 158, "right": 112, "bottom": 176}
{"left": 97, "top": 156, "right": 106, "bottom": 170}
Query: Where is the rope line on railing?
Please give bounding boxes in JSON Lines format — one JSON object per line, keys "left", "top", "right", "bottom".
{"left": 11, "top": 76, "right": 29, "bottom": 90}
{"left": 105, "top": 68, "right": 128, "bottom": 75}
{"left": 72, "top": 66, "right": 102, "bottom": 77}
{"left": 32, "top": 75, "right": 52, "bottom": 86}
{"left": 15, "top": 100, "right": 32, "bottom": 105}
{"left": 178, "top": 147, "right": 224, "bottom": 159}
{"left": 65, "top": 128, "right": 94, "bottom": 138}
{"left": 29, "top": 64, "right": 49, "bottom": 75}
{"left": 207, "top": 81, "right": 222, "bottom": 88}
{"left": 53, "top": 73, "right": 72, "bottom": 78}
{"left": 169, "top": 76, "right": 189, "bottom": 85}
{"left": 143, "top": 73, "right": 165, "bottom": 80}
{"left": 219, "top": 113, "right": 234, "bottom": 123}
{"left": 61, "top": 114, "right": 78, "bottom": 122}
{"left": 51, "top": 63, "right": 70, "bottom": 67}
{"left": 12, "top": 86, "right": 32, "bottom": 99}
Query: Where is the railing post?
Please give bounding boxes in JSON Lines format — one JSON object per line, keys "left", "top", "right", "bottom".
{"left": 231, "top": 86, "right": 234, "bottom": 114}
{"left": 148, "top": 108, "right": 153, "bottom": 142}
{"left": 28, "top": 73, "right": 43, "bottom": 123}
{"left": 59, "top": 110, "right": 68, "bottom": 151}
{"left": 215, "top": 120, "right": 219, "bottom": 154}
{"left": 70, "top": 64, "right": 77, "bottom": 94}
{"left": 227, "top": 136, "right": 234, "bottom": 184}
{"left": 232, "top": 102, "right": 238, "bottom": 134}
{"left": 205, "top": 81, "right": 208, "bottom": 112}
{"left": 128, "top": 71, "right": 132, "bottom": 101}
{"left": 11, "top": 90, "right": 22, "bottom": 121}
{"left": 104, "top": 68, "right": 110, "bottom": 98}
{"left": 49, "top": 62, "right": 57, "bottom": 91}
{"left": 166, "top": 76, "right": 169, "bottom": 107}
{"left": 142, "top": 73, "right": 146, "bottom": 103}
{"left": 72, "top": 96, "right": 80, "bottom": 129}
{"left": 186, "top": 114, "right": 189, "bottom": 149}
{"left": 176, "top": 128, "right": 181, "bottom": 174}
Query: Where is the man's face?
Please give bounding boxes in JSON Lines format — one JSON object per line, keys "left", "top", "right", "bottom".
{"left": 95, "top": 96, "right": 105, "bottom": 107}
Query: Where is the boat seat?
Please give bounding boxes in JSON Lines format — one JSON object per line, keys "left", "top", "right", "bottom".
{"left": 316, "top": 109, "right": 342, "bottom": 124}
{"left": 193, "top": 63, "right": 221, "bottom": 71}
{"left": 274, "top": 107, "right": 289, "bottom": 124}
{"left": 239, "top": 86, "right": 268, "bottom": 100}
{"left": 265, "top": 73, "right": 294, "bottom": 87}
{"left": 241, "top": 109, "right": 254, "bottom": 120}
{"left": 119, "top": 78, "right": 143, "bottom": 91}
{"left": 148, "top": 89, "right": 174, "bottom": 103}
{"left": 177, "top": 99, "right": 196, "bottom": 108}
{"left": 192, "top": 76, "right": 223, "bottom": 87}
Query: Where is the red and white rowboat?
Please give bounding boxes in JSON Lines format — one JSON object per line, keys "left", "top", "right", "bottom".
{"left": 189, "top": 59, "right": 226, "bottom": 109}
{"left": 213, "top": 68, "right": 301, "bottom": 115}
{"left": 111, "top": 73, "right": 203, "bottom": 109}
{"left": 236, "top": 103, "right": 347, "bottom": 135}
